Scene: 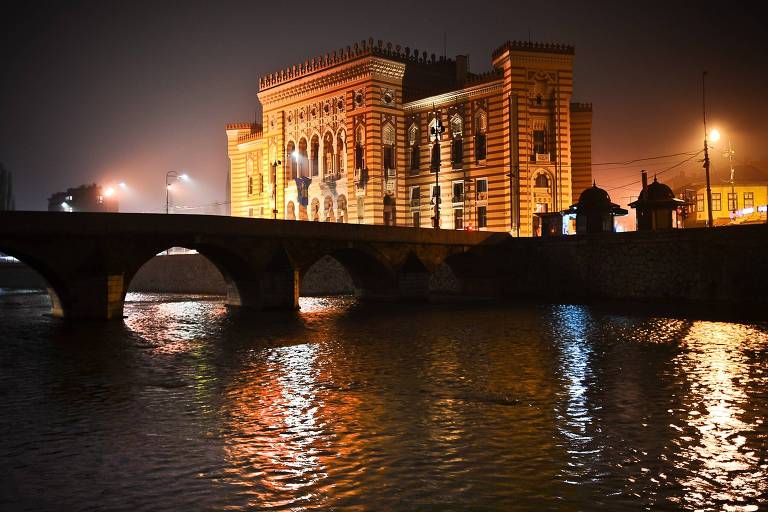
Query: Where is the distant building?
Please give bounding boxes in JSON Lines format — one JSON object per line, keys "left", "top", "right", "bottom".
{"left": 667, "top": 162, "right": 768, "bottom": 227}
{"left": 48, "top": 183, "right": 118, "bottom": 213}
{"left": 226, "top": 38, "right": 593, "bottom": 236}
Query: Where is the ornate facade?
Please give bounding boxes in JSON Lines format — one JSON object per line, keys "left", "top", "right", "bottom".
{"left": 227, "top": 38, "right": 592, "bottom": 236}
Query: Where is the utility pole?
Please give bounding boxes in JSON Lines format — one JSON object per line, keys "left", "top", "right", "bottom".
{"left": 702, "top": 71, "right": 714, "bottom": 228}
{"left": 726, "top": 138, "right": 736, "bottom": 217}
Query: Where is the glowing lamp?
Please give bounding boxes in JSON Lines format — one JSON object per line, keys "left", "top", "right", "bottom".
{"left": 104, "top": 187, "right": 115, "bottom": 197}
{"left": 709, "top": 129, "right": 721, "bottom": 143}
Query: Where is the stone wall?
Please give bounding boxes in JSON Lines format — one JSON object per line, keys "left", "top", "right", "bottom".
{"left": 128, "top": 254, "right": 228, "bottom": 294}
{"left": 495, "top": 223, "right": 768, "bottom": 305}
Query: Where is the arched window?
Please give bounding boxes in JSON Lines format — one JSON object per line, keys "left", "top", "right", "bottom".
{"left": 450, "top": 114, "right": 463, "bottom": 137}
{"left": 355, "top": 125, "right": 365, "bottom": 170}
{"left": 298, "top": 138, "right": 308, "bottom": 178}
{"left": 285, "top": 141, "right": 295, "bottom": 180}
{"left": 324, "top": 196, "right": 335, "bottom": 222}
{"left": 310, "top": 135, "right": 319, "bottom": 177}
{"left": 337, "top": 194, "right": 347, "bottom": 223}
{"left": 451, "top": 118, "right": 463, "bottom": 170}
{"left": 408, "top": 123, "right": 419, "bottom": 172}
{"left": 336, "top": 130, "right": 346, "bottom": 178}
{"left": 287, "top": 201, "right": 296, "bottom": 220}
{"left": 474, "top": 110, "right": 487, "bottom": 162}
{"left": 535, "top": 173, "right": 550, "bottom": 188}
{"left": 323, "top": 132, "right": 334, "bottom": 178}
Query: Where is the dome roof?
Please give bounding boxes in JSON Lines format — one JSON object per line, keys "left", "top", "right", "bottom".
{"left": 644, "top": 177, "right": 675, "bottom": 201}
{"left": 576, "top": 182, "right": 613, "bottom": 210}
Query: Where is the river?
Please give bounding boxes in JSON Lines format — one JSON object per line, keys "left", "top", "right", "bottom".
{"left": 1, "top": 290, "right": 766, "bottom": 511}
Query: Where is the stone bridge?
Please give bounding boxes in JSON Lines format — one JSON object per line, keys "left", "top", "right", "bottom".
{"left": 0, "top": 212, "right": 507, "bottom": 320}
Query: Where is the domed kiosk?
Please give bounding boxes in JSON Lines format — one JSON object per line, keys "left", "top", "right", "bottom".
{"left": 629, "top": 171, "right": 687, "bottom": 231}
{"left": 565, "top": 182, "right": 627, "bottom": 234}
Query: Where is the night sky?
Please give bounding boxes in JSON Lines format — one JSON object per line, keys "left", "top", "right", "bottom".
{"left": 2, "top": 0, "right": 766, "bottom": 214}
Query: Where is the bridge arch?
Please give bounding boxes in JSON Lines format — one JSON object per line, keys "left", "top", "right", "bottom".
{"left": 0, "top": 245, "right": 67, "bottom": 317}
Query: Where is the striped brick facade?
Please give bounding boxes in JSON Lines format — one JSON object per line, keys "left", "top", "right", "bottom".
{"left": 227, "top": 39, "right": 592, "bottom": 235}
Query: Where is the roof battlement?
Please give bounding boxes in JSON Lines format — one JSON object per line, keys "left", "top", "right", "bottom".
{"left": 259, "top": 38, "right": 451, "bottom": 91}
{"left": 570, "top": 102, "right": 593, "bottom": 112}
{"left": 492, "top": 40, "right": 575, "bottom": 59}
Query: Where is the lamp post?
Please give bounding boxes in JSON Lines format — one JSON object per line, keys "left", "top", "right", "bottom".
{"left": 271, "top": 159, "right": 281, "bottom": 220}
{"left": 165, "top": 171, "right": 189, "bottom": 214}
{"left": 430, "top": 109, "right": 445, "bottom": 229}
{"left": 701, "top": 72, "right": 714, "bottom": 228}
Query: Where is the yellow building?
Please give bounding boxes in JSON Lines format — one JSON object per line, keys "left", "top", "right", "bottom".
{"left": 227, "top": 38, "right": 593, "bottom": 236}
{"left": 669, "top": 163, "right": 768, "bottom": 227}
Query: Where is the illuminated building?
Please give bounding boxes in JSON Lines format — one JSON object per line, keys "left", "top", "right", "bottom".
{"left": 668, "top": 162, "right": 768, "bottom": 227}
{"left": 227, "top": 38, "right": 593, "bottom": 236}
{"left": 47, "top": 183, "right": 119, "bottom": 213}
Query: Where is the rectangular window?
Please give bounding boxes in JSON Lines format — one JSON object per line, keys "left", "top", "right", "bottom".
{"left": 355, "top": 144, "right": 364, "bottom": 170}
{"left": 431, "top": 184, "right": 441, "bottom": 205}
{"left": 454, "top": 208, "right": 463, "bottom": 230}
{"left": 410, "top": 186, "right": 420, "bottom": 207}
{"left": 409, "top": 145, "right": 420, "bottom": 172}
{"left": 533, "top": 130, "right": 546, "bottom": 154}
{"left": 476, "top": 178, "right": 488, "bottom": 202}
{"left": 477, "top": 206, "right": 487, "bottom": 228}
{"left": 247, "top": 176, "right": 253, "bottom": 196}
{"left": 451, "top": 138, "right": 463, "bottom": 168}
{"left": 452, "top": 181, "right": 464, "bottom": 203}
{"left": 248, "top": 207, "right": 254, "bottom": 217}
{"left": 697, "top": 194, "right": 704, "bottom": 212}
{"left": 383, "top": 145, "right": 395, "bottom": 174}
{"left": 475, "top": 133, "right": 486, "bottom": 161}
{"left": 412, "top": 211, "right": 420, "bottom": 228}
{"left": 728, "top": 192, "right": 738, "bottom": 211}
{"left": 430, "top": 143, "right": 441, "bottom": 172}
{"left": 744, "top": 192, "right": 754, "bottom": 209}
{"left": 712, "top": 192, "right": 721, "bottom": 211}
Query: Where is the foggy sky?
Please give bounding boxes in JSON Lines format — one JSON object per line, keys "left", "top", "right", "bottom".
{"left": 2, "top": 0, "right": 766, "bottom": 213}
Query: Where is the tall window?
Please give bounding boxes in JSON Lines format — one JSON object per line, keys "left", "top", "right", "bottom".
{"left": 474, "top": 110, "right": 487, "bottom": 161}
{"left": 452, "top": 181, "right": 464, "bottom": 203}
{"left": 712, "top": 192, "right": 721, "bottom": 211}
{"left": 451, "top": 138, "right": 463, "bottom": 168}
{"left": 431, "top": 184, "right": 441, "bottom": 205}
{"left": 430, "top": 143, "right": 441, "bottom": 172}
{"left": 382, "top": 123, "right": 396, "bottom": 177}
{"left": 728, "top": 192, "right": 738, "bottom": 211}
{"left": 535, "top": 173, "right": 549, "bottom": 188}
{"left": 409, "top": 186, "right": 420, "bottom": 207}
{"left": 336, "top": 131, "right": 346, "bottom": 178}
{"left": 310, "top": 135, "right": 319, "bottom": 177}
{"left": 355, "top": 125, "right": 365, "bottom": 171}
{"left": 533, "top": 130, "right": 546, "bottom": 155}
{"left": 285, "top": 142, "right": 295, "bottom": 179}
{"left": 476, "top": 178, "right": 488, "bottom": 201}
{"left": 247, "top": 176, "right": 253, "bottom": 196}
{"left": 323, "top": 132, "right": 334, "bottom": 178}
{"left": 454, "top": 208, "right": 463, "bottom": 230}
{"left": 412, "top": 211, "right": 420, "bottom": 227}
{"left": 697, "top": 193, "right": 704, "bottom": 212}
{"left": 744, "top": 192, "right": 754, "bottom": 209}
{"left": 408, "top": 124, "right": 419, "bottom": 173}
{"left": 477, "top": 206, "right": 487, "bottom": 228}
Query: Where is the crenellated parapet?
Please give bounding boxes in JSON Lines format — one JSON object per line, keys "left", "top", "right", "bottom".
{"left": 570, "top": 102, "right": 593, "bottom": 112}
{"left": 259, "top": 37, "right": 451, "bottom": 91}
{"left": 492, "top": 40, "right": 575, "bottom": 58}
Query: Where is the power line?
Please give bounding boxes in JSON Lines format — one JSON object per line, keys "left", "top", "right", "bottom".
{"left": 592, "top": 150, "right": 700, "bottom": 167}
{"left": 604, "top": 150, "right": 704, "bottom": 192}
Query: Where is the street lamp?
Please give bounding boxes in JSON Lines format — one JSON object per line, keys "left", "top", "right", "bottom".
{"left": 271, "top": 159, "right": 281, "bottom": 220}
{"left": 165, "top": 171, "right": 189, "bottom": 214}
{"left": 701, "top": 71, "right": 715, "bottom": 228}
{"left": 430, "top": 109, "right": 445, "bottom": 229}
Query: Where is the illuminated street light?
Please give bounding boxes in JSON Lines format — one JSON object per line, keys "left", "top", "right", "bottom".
{"left": 103, "top": 187, "right": 115, "bottom": 197}
{"left": 709, "top": 128, "right": 721, "bottom": 143}
{"left": 165, "top": 170, "right": 189, "bottom": 214}
{"left": 119, "top": 182, "right": 127, "bottom": 189}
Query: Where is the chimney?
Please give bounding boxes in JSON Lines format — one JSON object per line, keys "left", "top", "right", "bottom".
{"left": 455, "top": 54, "right": 468, "bottom": 84}
{"left": 641, "top": 170, "right": 648, "bottom": 198}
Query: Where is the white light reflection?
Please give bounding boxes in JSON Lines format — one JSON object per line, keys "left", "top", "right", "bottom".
{"left": 670, "top": 321, "right": 768, "bottom": 510}
{"left": 222, "top": 342, "right": 327, "bottom": 508}
{"left": 552, "top": 305, "right": 598, "bottom": 480}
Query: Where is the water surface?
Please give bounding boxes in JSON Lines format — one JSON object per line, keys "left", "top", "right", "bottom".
{"left": 1, "top": 291, "right": 766, "bottom": 510}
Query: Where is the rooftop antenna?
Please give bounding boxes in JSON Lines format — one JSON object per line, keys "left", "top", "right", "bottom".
{"left": 443, "top": 31, "right": 447, "bottom": 59}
